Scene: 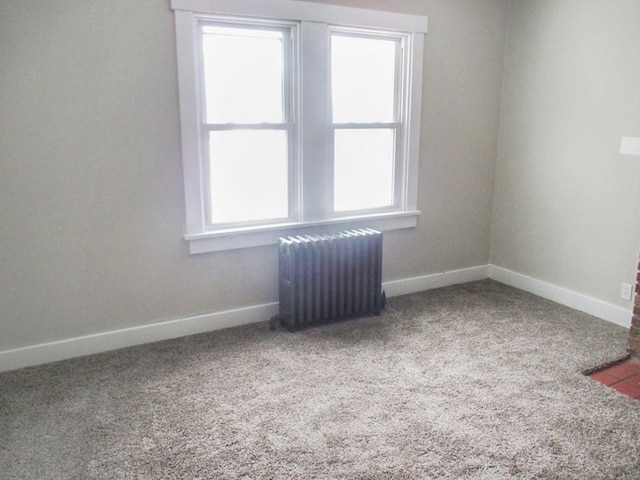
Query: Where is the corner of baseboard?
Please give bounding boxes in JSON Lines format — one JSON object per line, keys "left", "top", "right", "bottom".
{"left": 488, "top": 264, "right": 632, "bottom": 329}
{"left": 2, "top": 263, "right": 630, "bottom": 373}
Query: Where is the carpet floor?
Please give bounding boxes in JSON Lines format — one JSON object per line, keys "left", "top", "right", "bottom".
{"left": 1, "top": 280, "right": 639, "bottom": 479}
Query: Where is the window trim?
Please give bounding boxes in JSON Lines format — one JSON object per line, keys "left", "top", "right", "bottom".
{"left": 185, "top": 210, "right": 421, "bottom": 254}
{"left": 172, "top": 0, "right": 428, "bottom": 253}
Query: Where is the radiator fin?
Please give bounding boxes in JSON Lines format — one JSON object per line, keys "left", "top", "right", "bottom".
{"left": 278, "top": 229, "right": 384, "bottom": 330}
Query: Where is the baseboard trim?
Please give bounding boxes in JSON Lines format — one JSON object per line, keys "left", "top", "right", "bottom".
{"left": 0, "top": 266, "right": 488, "bottom": 373}
{"left": 0, "top": 302, "right": 279, "bottom": 373}
{"left": 383, "top": 265, "right": 490, "bottom": 298}
{"left": 488, "top": 265, "right": 631, "bottom": 329}
{"left": 2, "top": 264, "right": 631, "bottom": 373}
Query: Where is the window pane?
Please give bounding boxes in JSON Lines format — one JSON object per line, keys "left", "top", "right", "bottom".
{"left": 331, "top": 34, "right": 397, "bottom": 123}
{"left": 334, "top": 129, "right": 394, "bottom": 211}
{"left": 209, "top": 130, "right": 288, "bottom": 223}
{"left": 202, "top": 26, "right": 284, "bottom": 124}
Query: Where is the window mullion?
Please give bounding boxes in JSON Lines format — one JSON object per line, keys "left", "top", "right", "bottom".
{"left": 284, "top": 24, "right": 300, "bottom": 224}
{"left": 404, "top": 32, "right": 423, "bottom": 213}
{"left": 300, "top": 21, "right": 332, "bottom": 221}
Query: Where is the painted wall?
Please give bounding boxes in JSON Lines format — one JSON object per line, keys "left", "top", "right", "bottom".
{"left": 0, "top": 0, "right": 508, "bottom": 351}
{"left": 491, "top": 0, "right": 640, "bottom": 309}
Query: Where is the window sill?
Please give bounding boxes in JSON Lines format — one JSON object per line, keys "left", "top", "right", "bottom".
{"left": 185, "top": 210, "right": 421, "bottom": 254}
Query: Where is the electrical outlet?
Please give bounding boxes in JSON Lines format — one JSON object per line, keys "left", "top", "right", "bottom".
{"left": 620, "top": 137, "right": 640, "bottom": 155}
{"left": 621, "top": 283, "right": 633, "bottom": 301}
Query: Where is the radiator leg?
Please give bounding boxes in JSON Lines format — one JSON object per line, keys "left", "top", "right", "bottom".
{"left": 269, "top": 314, "right": 298, "bottom": 332}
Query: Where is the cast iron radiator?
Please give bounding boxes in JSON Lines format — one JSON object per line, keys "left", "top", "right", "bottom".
{"left": 272, "top": 229, "right": 385, "bottom": 330}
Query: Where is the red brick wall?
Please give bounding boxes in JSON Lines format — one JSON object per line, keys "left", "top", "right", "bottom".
{"left": 628, "top": 256, "right": 640, "bottom": 355}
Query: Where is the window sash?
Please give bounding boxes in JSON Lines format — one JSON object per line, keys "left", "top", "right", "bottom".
{"left": 332, "top": 127, "right": 397, "bottom": 212}
{"left": 329, "top": 30, "right": 404, "bottom": 124}
{"left": 200, "top": 25, "right": 287, "bottom": 124}
{"left": 197, "top": 18, "right": 299, "bottom": 229}
{"left": 328, "top": 28, "right": 409, "bottom": 216}
{"left": 328, "top": 125, "right": 407, "bottom": 212}
{"left": 203, "top": 128, "right": 291, "bottom": 225}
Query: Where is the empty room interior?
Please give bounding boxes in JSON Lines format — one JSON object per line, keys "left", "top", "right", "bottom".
{"left": 1, "top": 0, "right": 640, "bottom": 478}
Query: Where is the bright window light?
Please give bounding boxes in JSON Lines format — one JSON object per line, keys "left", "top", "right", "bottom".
{"left": 334, "top": 129, "right": 395, "bottom": 211}
{"left": 202, "top": 23, "right": 291, "bottom": 225}
{"left": 331, "top": 32, "right": 399, "bottom": 212}
{"left": 209, "top": 130, "right": 288, "bottom": 223}
{"left": 202, "top": 26, "right": 284, "bottom": 124}
{"left": 331, "top": 34, "right": 397, "bottom": 123}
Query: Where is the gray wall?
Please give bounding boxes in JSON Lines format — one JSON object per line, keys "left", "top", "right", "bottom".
{"left": 0, "top": 0, "right": 508, "bottom": 351}
{"left": 491, "top": 0, "right": 640, "bottom": 309}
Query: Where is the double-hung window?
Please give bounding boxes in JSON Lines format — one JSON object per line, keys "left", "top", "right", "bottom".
{"left": 172, "top": 0, "right": 428, "bottom": 253}
{"left": 201, "top": 23, "right": 296, "bottom": 226}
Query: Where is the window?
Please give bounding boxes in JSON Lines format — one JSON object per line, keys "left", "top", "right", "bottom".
{"left": 172, "top": 0, "right": 428, "bottom": 253}
{"left": 202, "top": 24, "right": 294, "bottom": 226}
{"left": 331, "top": 31, "right": 400, "bottom": 212}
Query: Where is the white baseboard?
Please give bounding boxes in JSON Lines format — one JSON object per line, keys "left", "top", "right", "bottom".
{"left": 0, "top": 266, "right": 489, "bottom": 373}
{"left": 1, "top": 263, "right": 631, "bottom": 373}
{"left": 383, "top": 265, "right": 490, "bottom": 298}
{"left": 0, "top": 302, "right": 279, "bottom": 374}
{"left": 488, "top": 265, "right": 632, "bottom": 329}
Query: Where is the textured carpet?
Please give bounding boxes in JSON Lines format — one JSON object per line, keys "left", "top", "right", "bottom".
{"left": 1, "top": 280, "right": 639, "bottom": 479}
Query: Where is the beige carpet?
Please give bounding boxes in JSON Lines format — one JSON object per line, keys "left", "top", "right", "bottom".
{"left": 1, "top": 280, "right": 639, "bottom": 479}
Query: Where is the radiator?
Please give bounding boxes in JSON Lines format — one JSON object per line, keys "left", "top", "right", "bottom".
{"left": 273, "top": 229, "right": 385, "bottom": 330}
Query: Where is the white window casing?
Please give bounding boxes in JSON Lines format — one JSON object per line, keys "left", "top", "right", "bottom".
{"left": 172, "top": 0, "right": 428, "bottom": 253}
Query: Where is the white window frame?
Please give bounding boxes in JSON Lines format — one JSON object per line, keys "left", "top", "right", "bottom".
{"left": 198, "top": 20, "right": 299, "bottom": 228}
{"left": 329, "top": 27, "right": 407, "bottom": 215}
{"left": 172, "top": 0, "right": 428, "bottom": 253}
